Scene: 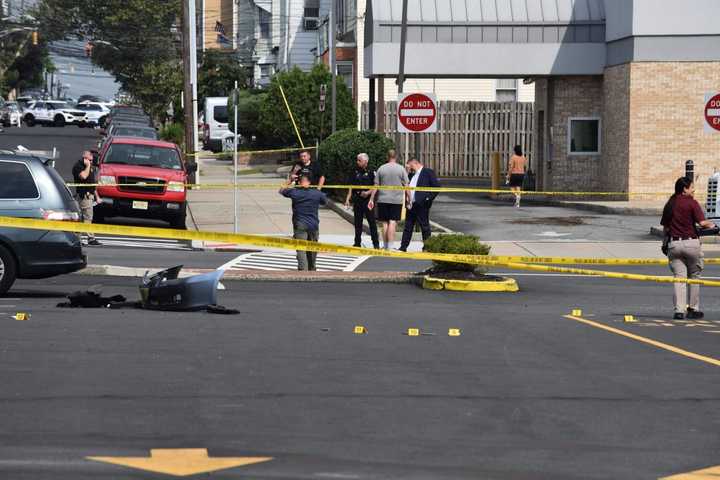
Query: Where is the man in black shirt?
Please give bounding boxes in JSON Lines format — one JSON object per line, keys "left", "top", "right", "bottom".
{"left": 344, "top": 153, "right": 379, "bottom": 249}
{"left": 289, "top": 150, "right": 325, "bottom": 187}
{"left": 72, "top": 150, "right": 101, "bottom": 246}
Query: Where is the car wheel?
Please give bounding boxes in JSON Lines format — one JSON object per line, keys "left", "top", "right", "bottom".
{"left": 0, "top": 243, "right": 17, "bottom": 296}
{"left": 24, "top": 115, "right": 35, "bottom": 127}
{"left": 93, "top": 205, "right": 106, "bottom": 224}
{"left": 54, "top": 115, "right": 66, "bottom": 127}
{"left": 169, "top": 206, "right": 187, "bottom": 229}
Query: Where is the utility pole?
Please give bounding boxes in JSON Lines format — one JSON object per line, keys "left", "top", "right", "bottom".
{"left": 329, "top": 0, "right": 337, "bottom": 133}
{"left": 189, "top": 0, "right": 199, "bottom": 165}
{"left": 396, "top": 0, "right": 409, "bottom": 159}
{"left": 181, "top": 0, "right": 196, "bottom": 167}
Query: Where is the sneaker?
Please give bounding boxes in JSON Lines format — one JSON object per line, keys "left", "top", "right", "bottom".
{"left": 673, "top": 312, "right": 684, "bottom": 320}
{"left": 686, "top": 309, "right": 704, "bottom": 319}
{"left": 88, "top": 238, "right": 102, "bottom": 246}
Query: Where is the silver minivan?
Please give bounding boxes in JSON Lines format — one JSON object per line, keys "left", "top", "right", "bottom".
{"left": 0, "top": 153, "right": 86, "bottom": 294}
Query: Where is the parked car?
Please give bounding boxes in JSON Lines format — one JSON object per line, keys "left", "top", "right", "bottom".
{"left": 74, "top": 102, "right": 110, "bottom": 127}
{"left": 0, "top": 102, "right": 22, "bottom": 127}
{"left": 202, "top": 97, "right": 230, "bottom": 153}
{"left": 95, "top": 137, "right": 196, "bottom": 228}
{"left": 0, "top": 152, "right": 87, "bottom": 295}
{"left": 97, "top": 122, "right": 158, "bottom": 150}
{"left": 23, "top": 100, "right": 87, "bottom": 127}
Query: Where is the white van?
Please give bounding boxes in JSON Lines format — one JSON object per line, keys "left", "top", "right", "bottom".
{"left": 202, "top": 97, "right": 231, "bottom": 152}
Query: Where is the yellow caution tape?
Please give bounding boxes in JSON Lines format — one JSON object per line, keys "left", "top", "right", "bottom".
{"left": 185, "top": 145, "right": 316, "bottom": 158}
{"left": 0, "top": 215, "right": 719, "bottom": 287}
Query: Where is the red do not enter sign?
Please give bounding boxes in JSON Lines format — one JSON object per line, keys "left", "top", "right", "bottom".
{"left": 397, "top": 92, "right": 438, "bottom": 133}
{"left": 705, "top": 93, "right": 720, "bottom": 132}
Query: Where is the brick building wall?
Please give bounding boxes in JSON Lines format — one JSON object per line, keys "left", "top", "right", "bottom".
{"left": 627, "top": 62, "right": 720, "bottom": 195}
{"left": 536, "top": 76, "right": 604, "bottom": 192}
{"left": 602, "top": 64, "right": 631, "bottom": 194}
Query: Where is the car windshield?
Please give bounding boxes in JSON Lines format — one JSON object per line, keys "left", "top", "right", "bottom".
{"left": 115, "top": 127, "right": 157, "bottom": 139}
{"left": 105, "top": 143, "right": 182, "bottom": 170}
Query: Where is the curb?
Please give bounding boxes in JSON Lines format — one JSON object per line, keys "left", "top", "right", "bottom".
{"left": 75, "top": 265, "right": 422, "bottom": 284}
{"left": 465, "top": 192, "right": 664, "bottom": 216}
{"left": 422, "top": 275, "right": 519, "bottom": 292}
{"left": 650, "top": 225, "right": 720, "bottom": 244}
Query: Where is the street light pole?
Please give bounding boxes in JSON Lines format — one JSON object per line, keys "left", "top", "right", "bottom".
{"left": 189, "top": 0, "right": 199, "bottom": 163}
{"left": 329, "top": 0, "right": 337, "bottom": 133}
{"left": 181, "top": 0, "right": 196, "bottom": 169}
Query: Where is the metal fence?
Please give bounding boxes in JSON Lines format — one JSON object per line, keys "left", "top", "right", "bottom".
{"left": 361, "top": 101, "right": 534, "bottom": 177}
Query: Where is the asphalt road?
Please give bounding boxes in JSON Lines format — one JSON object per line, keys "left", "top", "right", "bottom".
{"left": 0, "top": 272, "right": 718, "bottom": 479}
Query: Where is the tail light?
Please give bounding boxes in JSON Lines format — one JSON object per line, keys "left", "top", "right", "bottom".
{"left": 42, "top": 209, "right": 80, "bottom": 222}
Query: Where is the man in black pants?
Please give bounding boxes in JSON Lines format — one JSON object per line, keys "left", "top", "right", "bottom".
{"left": 399, "top": 158, "right": 440, "bottom": 252}
{"left": 344, "top": 153, "right": 380, "bottom": 249}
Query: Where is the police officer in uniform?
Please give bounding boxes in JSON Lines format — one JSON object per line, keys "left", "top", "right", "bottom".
{"left": 344, "top": 153, "right": 379, "bottom": 249}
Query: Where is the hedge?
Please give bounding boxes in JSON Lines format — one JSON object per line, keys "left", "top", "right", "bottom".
{"left": 317, "top": 129, "right": 395, "bottom": 186}
{"left": 422, "top": 234, "right": 491, "bottom": 273}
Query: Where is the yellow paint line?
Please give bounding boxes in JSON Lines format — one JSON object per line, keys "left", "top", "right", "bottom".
{"left": 660, "top": 464, "right": 720, "bottom": 479}
{"left": 564, "top": 315, "right": 720, "bottom": 368}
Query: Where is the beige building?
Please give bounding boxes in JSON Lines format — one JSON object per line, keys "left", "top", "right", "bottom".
{"left": 199, "top": 0, "right": 237, "bottom": 50}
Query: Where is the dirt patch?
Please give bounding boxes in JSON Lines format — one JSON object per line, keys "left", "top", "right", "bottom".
{"left": 508, "top": 216, "right": 596, "bottom": 226}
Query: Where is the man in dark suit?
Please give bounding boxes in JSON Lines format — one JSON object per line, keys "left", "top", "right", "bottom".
{"left": 399, "top": 158, "right": 440, "bottom": 252}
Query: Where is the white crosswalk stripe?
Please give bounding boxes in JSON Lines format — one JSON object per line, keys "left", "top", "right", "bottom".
{"left": 80, "top": 234, "right": 193, "bottom": 251}
{"left": 220, "top": 251, "right": 370, "bottom": 272}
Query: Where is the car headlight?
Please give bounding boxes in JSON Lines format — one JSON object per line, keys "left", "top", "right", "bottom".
{"left": 99, "top": 175, "right": 116, "bottom": 185}
{"left": 167, "top": 181, "right": 185, "bottom": 192}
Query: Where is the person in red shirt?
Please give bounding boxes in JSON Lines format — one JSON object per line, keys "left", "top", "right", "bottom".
{"left": 661, "top": 177, "right": 716, "bottom": 319}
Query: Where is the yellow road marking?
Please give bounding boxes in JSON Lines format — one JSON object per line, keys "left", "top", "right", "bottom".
{"left": 564, "top": 315, "right": 720, "bottom": 367}
{"left": 660, "top": 464, "right": 720, "bottom": 479}
{"left": 87, "top": 448, "right": 272, "bottom": 477}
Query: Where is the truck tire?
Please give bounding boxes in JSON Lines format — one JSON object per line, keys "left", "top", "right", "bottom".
{"left": 169, "top": 205, "right": 187, "bottom": 229}
{"left": 0, "top": 243, "right": 18, "bottom": 296}
{"left": 92, "top": 205, "right": 106, "bottom": 224}
{"left": 54, "top": 115, "right": 66, "bottom": 127}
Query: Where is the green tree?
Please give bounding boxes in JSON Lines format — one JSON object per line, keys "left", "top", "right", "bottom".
{"left": 317, "top": 129, "right": 395, "bottom": 185}
{"left": 227, "top": 89, "right": 268, "bottom": 145}
{"left": 258, "top": 64, "right": 356, "bottom": 146}
{"left": 198, "top": 50, "right": 248, "bottom": 106}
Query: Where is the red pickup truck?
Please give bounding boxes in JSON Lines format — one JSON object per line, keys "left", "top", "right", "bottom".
{"left": 94, "top": 137, "right": 196, "bottom": 228}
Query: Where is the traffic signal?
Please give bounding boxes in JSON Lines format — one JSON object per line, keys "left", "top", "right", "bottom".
{"left": 31, "top": 31, "right": 38, "bottom": 45}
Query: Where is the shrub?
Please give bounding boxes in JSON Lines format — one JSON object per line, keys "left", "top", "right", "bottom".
{"left": 422, "top": 234, "right": 491, "bottom": 273}
{"left": 228, "top": 89, "right": 268, "bottom": 145}
{"left": 318, "top": 129, "right": 395, "bottom": 187}
{"left": 159, "top": 123, "right": 184, "bottom": 146}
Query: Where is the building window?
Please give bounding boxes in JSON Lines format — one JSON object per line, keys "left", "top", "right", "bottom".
{"left": 304, "top": 0, "right": 320, "bottom": 30}
{"left": 260, "top": 64, "right": 273, "bottom": 80}
{"left": 568, "top": 118, "right": 601, "bottom": 155}
{"left": 336, "top": 61, "right": 353, "bottom": 96}
{"left": 259, "top": 10, "right": 271, "bottom": 39}
{"left": 495, "top": 79, "right": 517, "bottom": 102}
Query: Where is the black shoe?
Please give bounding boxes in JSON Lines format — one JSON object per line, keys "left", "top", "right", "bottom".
{"left": 687, "top": 309, "right": 704, "bottom": 319}
{"left": 373, "top": 245, "right": 380, "bottom": 250}
{"left": 673, "top": 312, "right": 684, "bottom": 320}
{"left": 352, "top": 244, "right": 361, "bottom": 248}
{"left": 88, "top": 239, "right": 102, "bottom": 246}
{"left": 397, "top": 247, "right": 407, "bottom": 252}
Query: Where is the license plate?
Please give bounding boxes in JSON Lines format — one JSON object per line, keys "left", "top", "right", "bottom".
{"left": 132, "top": 201, "right": 148, "bottom": 210}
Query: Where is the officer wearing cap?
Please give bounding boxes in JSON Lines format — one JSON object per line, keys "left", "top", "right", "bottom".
{"left": 344, "top": 153, "right": 379, "bottom": 249}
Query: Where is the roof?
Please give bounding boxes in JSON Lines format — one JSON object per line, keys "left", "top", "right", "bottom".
{"left": 108, "top": 137, "right": 178, "bottom": 149}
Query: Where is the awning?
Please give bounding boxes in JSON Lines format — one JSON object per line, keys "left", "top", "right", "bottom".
{"left": 254, "top": 0, "right": 271, "bottom": 14}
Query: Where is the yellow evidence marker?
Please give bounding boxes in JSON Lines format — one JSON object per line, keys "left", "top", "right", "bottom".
{"left": 407, "top": 328, "right": 420, "bottom": 336}
{"left": 353, "top": 325, "right": 367, "bottom": 334}
{"left": 624, "top": 315, "right": 636, "bottom": 323}
{"left": 13, "top": 313, "right": 29, "bottom": 321}
{"left": 448, "top": 328, "right": 461, "bottom": 336}
{"left": 571, "top": 309, "right": 583, "bottom": 317}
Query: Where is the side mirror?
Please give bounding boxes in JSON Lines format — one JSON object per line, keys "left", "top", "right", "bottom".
{"left": 186, "top": 162, "right": 198, "bottom": 174}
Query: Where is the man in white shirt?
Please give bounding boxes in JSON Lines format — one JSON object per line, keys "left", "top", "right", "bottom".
{"left": 399, "top": 158, "right": 440, "bottom": 252}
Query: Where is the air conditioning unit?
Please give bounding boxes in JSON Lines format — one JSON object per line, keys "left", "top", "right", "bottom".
{"left": 304, "top": 17, "right": 319, "bottom": 30}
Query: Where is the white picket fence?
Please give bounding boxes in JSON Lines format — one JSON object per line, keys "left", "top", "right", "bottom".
{"left": 361, "top": 101, "right": 534, "bottom": 177}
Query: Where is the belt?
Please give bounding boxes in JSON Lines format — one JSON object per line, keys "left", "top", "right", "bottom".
{"left": 671, "top": 236, "right": 698, "bottom": 241}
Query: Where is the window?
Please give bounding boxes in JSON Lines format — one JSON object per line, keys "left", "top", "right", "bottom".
{"left": 259, "top": 64, "right": 273, "bottom": 79}
{"left": 568, "top": 118, "right": 601, "bottom": 155}
{"left": 0, "top": 161, "right": 39, "bottom": 199}
{"left": 495, "top": 79, "right": 517, "bottom": 102}
{"left": 304, "top": 0, "right": 320, "bottom": 30}
{"left": 213, "top": 105, "right": 228, "bottom": 124}
{"left": 259, "top": 10, "right": 271, "bottom": 39}
{"left": 336, "top": 62, "right": 353, "bottom": 97}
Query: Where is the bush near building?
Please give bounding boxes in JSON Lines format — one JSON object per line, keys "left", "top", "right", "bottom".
{"left": 159, "top": 123, "right": 184, "bottom": 146}
{"left": 258, "top": 64, "right": 356, "bottom": 147}
{"left": 423, "top": 234, "right": 491, "bottom": 274}
{"left": 318, "top": 128, "right": 395, "bottom": 186}
{"left": 227, "top": 89, "right": 269, "bottom": 146}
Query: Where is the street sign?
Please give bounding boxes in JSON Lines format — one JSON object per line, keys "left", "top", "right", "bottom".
{"left": 704, "top": 92, "right": 720, "bottom": 133}
{"left": 397, "top": 92, "right": 437, "bottom": 133}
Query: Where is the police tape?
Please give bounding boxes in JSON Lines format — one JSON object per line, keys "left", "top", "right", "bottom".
{"left": 62, "top": 181, "right": 679, "bottom": 198}
{"left": 1, "top": 215, "right": 720, "bottom": 286}
{"left": 185, "top": 145, "right": 316, "bottom": 158}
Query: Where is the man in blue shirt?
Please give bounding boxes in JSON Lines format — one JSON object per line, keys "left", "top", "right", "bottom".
{"left": 279, "top": 174, "right": 328, "bottom": 271}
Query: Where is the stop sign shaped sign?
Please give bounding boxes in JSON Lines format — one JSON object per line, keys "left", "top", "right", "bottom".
{"left": 397, "top": 92, "right": 438, "bottom": 133}
{"left": 705, "top": 93, "right": 720, "bottom": 132}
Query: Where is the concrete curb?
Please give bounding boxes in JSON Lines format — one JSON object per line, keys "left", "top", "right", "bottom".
{"left": 75, "top": 265, "right": 422, "bottom": 284}
{"left": 649, "top": 225, "right": 720, "bottom": 244}
{"left": 422, "top": 275, "right": 519, "bottom": 292}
